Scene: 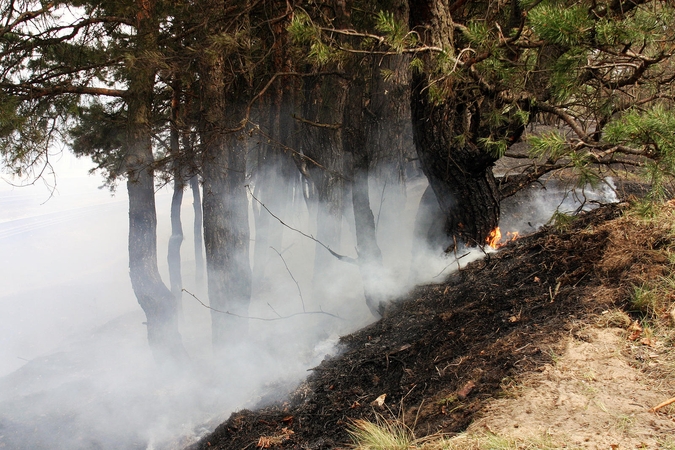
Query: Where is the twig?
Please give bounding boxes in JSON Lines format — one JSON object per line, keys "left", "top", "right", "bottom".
{"left": 432, "top": 252, "right": 471, "bottom": 278}
{"left": 375, "top": 179, "right": 387, "bottom": 231}
{"left": 267, "top": 303, "right": 283, "bottom": 318}
{"left": 651, "top": 397, "right": 675, "bottom": 412}
{"left": 271, "top": 246, "right": 305, "bottom": 312}
{"left": 183, "top": 289, "right": 342, "bottom": 321}
{"left": 246, "top": 185, "right": 357, "bottom": 264}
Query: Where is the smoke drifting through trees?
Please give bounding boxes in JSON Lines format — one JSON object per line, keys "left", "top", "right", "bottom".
{"left": 2, "top": 0, "right": 675, "bottom": 404}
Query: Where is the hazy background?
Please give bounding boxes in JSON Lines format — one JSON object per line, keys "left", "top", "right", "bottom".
{"left": 0, "top": 151, "right": 617, "bottom": 449}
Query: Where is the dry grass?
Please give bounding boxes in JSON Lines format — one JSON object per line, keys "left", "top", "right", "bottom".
{"left": 350, "top": 199, "right": 675, "bottom": 450}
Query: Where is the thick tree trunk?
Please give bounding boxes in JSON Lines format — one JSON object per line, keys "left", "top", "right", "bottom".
{"left": 202, "top": 130, "right": 251, "bottom": 350}
{"left": 409, "top": 0, "right": 500, "bottom": 247}
{"left": 196, "top": 0, "right": 252, "bottom": 352}
{"left": 125, "top": 0, "right": 186, "bottom": 362}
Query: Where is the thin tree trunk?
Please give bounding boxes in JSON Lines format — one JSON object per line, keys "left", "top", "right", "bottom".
{"left": 190, "top": 174, "right": 204, "bottom": 283}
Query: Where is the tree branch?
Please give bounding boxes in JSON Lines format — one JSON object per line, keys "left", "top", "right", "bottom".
{"left": 246, "top": 185, "right": 358, "bottom": 264}
{"left": 183, "top": 289, "right": 342, "bottom": 321}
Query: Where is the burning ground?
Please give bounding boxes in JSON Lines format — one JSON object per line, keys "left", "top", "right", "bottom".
{"left": 189, "top": 199, "right": 675, "bottom": 449}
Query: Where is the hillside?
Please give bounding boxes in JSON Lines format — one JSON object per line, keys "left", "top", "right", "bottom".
{"left": 189, "top": 200, "right": 675, "bottom": 449}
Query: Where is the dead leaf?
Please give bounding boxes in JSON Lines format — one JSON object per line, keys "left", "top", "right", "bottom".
{"left": 640, "top": 337, "right": 655, "bottom": 347}
{"left": 457, "top": 381, "right": 476, "bottom": 400}
{"left": 628, "top": 330, "right": 641, "bottom": 341}
{"left": 371, "top": 394, "right": 386, "bottom": 408}
{"left": 257, "top": 428, "right": 294, "bottom": 448}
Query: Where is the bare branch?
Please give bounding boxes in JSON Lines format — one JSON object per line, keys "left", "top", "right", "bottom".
{"left": 183, "top": 289, "right": 342, "bottom": 321}
{"left": 246, "top": 185, "right": 358, "bottom": 264}
{"left": 271, "top": 246, "right": 305, "bottom": 313}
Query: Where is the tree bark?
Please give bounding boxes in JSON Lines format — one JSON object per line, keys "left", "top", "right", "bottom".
{"left": 197, "top": 0, "right": 252, "bottom": 350}
{"left": 168, "top": 81, "right": 184, "bottom": 312}
{"left": 202, "top": 129, "right": 251, "bottom": 350}
{"left": 300, "top": 75, "right": 347, "bottom": 299}
{"left": 124, "top": 0, "right": 186, "bottom": 362}
{"left": 190, "top": 174, "right": 204, "bottom": 283}
{"left": 409, "top": 0, "right": 501, "bottom": 247}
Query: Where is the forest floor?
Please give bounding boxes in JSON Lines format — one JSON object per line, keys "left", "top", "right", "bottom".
{"left": 188, "top": 197, "right": 675, "bottom": 449}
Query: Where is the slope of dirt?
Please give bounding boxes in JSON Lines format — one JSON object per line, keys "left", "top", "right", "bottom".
{"left": 189, "top": 202, "right": 675, "bottom": 449}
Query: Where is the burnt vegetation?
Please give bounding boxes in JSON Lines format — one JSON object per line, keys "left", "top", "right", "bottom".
{"left": 2, "top": 0, "right": 675, "bottom": 447}
{"left": 190, "top": 200, "right": 675, "bottom": 449}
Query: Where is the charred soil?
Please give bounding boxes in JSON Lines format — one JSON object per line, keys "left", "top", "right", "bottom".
{"left": 190, "top": 201, "right": 675, "bottom": 449}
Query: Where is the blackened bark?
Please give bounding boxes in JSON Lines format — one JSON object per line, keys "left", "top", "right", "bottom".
{"left": 125, "top": 0, "right": 186, "bottom": 362}
{"left": 409, "top": 0, "right": 500, "bottom": 247}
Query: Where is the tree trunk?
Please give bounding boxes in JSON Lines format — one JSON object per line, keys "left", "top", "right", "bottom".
{"left": 300, "top": 75, "right": 346, "bottom": 300}
{"left": 202, "top": 130, "right": 251, "bottom": 350}
{"left": 168, "top": 81, "right": 184, "bottom": 311}
{"left": 190, "top": 174, "right": 204, "bottom": 283}
{"left": 125, "top": 0, "right": 186, "bottom": 362}
{"left": 409, "top": 0, "right": 500, "bottom": 247}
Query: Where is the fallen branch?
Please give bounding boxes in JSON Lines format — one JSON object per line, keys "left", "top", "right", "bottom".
{"left": 271, "top": 246, "right": 306, "bottom": 313}
{"left": 651, "top": 397, "right": 675, "bottom": 412}
{"left": 246, "top": 185, "right": 357, "bottom": 264}
{"left": 183, "top": 289, "right": 342, "bottom": 321}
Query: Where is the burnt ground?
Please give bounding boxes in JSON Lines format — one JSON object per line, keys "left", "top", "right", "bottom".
{"left": 189, "top": 201, "right": 670, "bottom": 450}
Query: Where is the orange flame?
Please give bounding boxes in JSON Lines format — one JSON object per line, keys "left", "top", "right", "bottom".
{"left": 486, "top": 228, "right": 520, "bottom": 249}
{"left": 486, "top": 227, "right": 502, "bottom": 248}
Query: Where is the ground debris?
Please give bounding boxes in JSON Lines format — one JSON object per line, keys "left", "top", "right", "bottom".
{"left": 188, "top": 203, "right": 675, "bottom": 449}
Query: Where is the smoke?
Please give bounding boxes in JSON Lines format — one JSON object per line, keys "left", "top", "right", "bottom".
{"left": 0, "top": 154, "right": 619, "bottom": 449}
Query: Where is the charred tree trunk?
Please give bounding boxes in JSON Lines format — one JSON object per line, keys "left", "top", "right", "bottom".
{"left": 125, "top": 0, "right": 186, "bottom": 362}
{"left": 409, "top": 0, "right": 500, "bottom": 247}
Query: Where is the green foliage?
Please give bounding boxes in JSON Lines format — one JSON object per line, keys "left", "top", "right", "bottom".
{"left": 605, "top": 106, "right": 675, "bottom": 159}
{"left": 288, "top": 11, "right": 319, "bottom": 45}
{"left": 529, "top": 4, "right": 593, "bottom": 47}
{"left": 479, "top": 137, "right": 508, "bottom": 158}
{"left": 375, "top": 10, "right": 413, "bottom": 51}
{"left": 605, "top": 106, "right": 675, "bottom": 198}
{"left": 464, "top": 21, "right": 492, "bottom": 47}
{"left": 551, "top": 210, "right": 576, "bottom": 232}
{"left": 527, "top": 131, "right": 568, "bottom": 161}
{"left": 69, "top": 100, "right": 127, "bottom": 182}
